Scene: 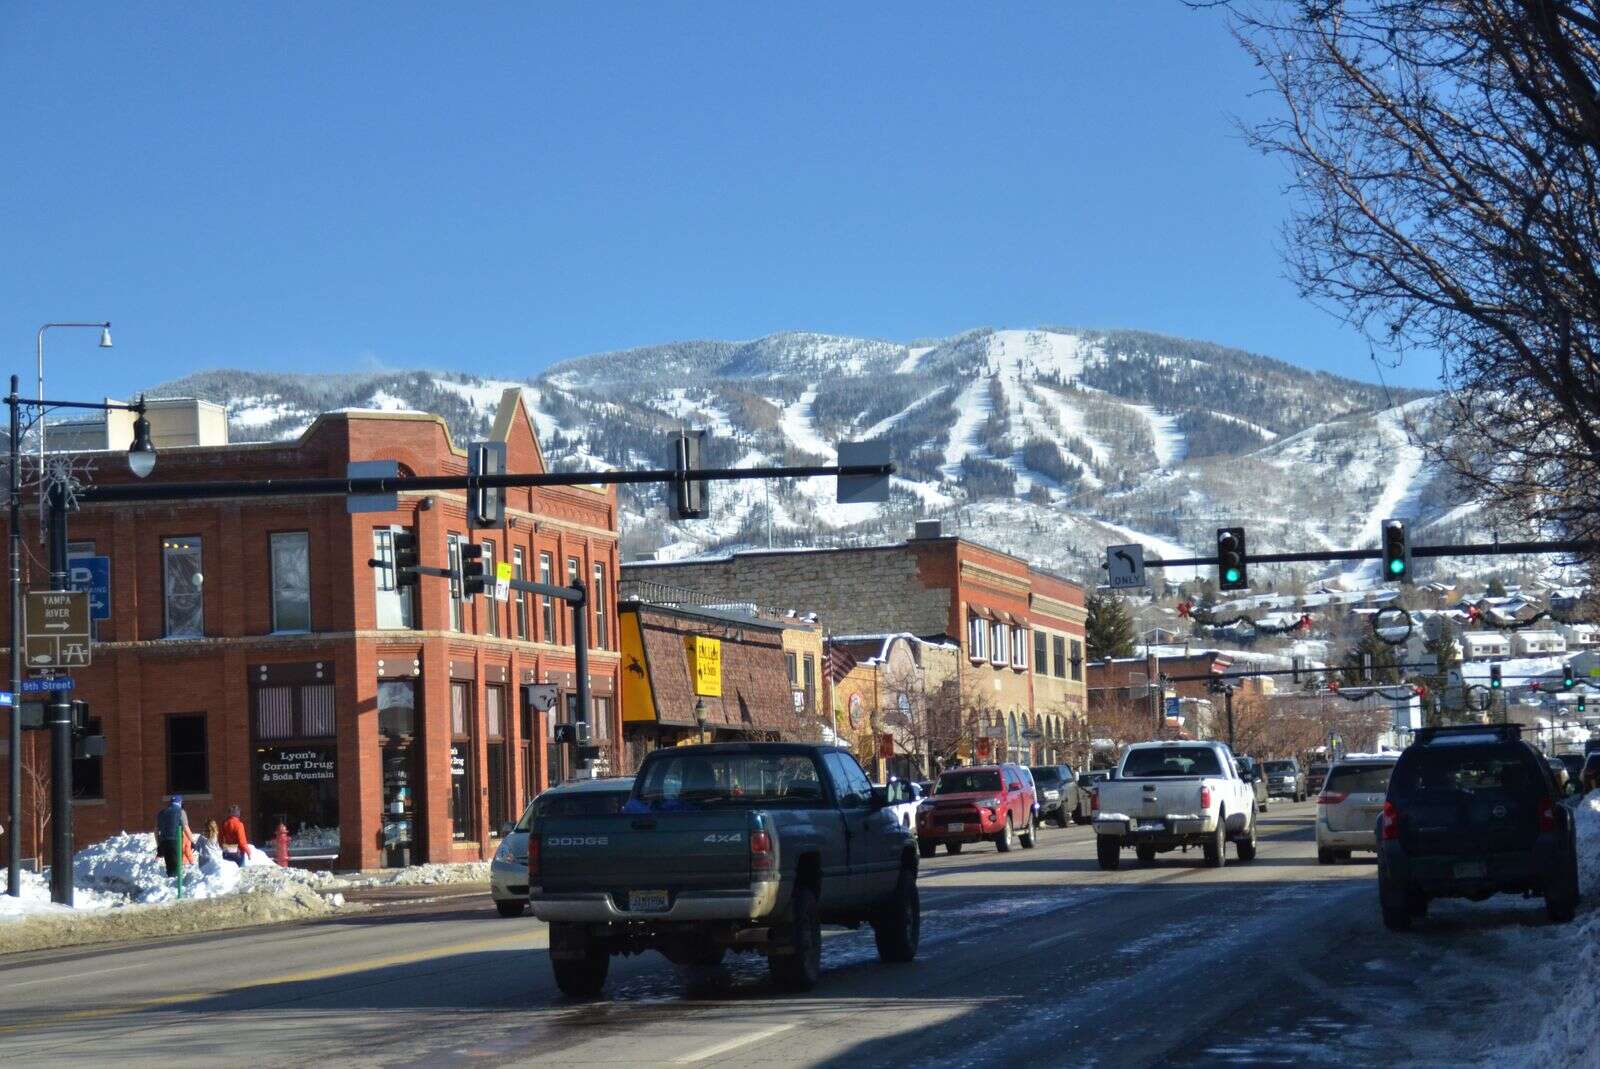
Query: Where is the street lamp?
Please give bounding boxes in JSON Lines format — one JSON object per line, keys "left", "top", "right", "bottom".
{"left": 695, "top": 698, "right": 707, "bottom": 744}
{"left": 127, "top": 399, "right": 156, "bottom": 478}
{"left": 35, "top": 322, "right": 111, "bottom": 475}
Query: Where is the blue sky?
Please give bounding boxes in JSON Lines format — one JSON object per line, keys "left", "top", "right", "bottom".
{"left": 0, "top": 4, "right": 1440, "bottom": 399}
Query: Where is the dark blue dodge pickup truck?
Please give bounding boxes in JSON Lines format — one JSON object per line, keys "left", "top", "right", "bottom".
{"left": 528, "top": 743, "right": 921, "bottom": 996}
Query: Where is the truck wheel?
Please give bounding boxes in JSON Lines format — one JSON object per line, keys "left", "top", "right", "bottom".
{"left": 1055, "top": 808, "right": 1071, "bottom": 829}
{"left": 918, "top": 840, "right": 937, "bottom": 860}
{"left": 495, "top": 899, "right": 526, "bottom": 918}
{"left": 1135, "top": 844, "right": 1156, "bottom": 864}
{"left": 872, "top": 866, "right": 920, "bottom": 963}
{"left": 1096, "top": 836, "right": 1121, "bottom": 871}
{"left": 550, "top": 926, "right": 610, "bottom": 999}
{"left": 1317, "top": 848, "right": 1335, "bottom": 864}
{"left": 1020, "top": 815, "right": 1038, "bottom": 849}
{"left": 995, "top": 818, "right": 1014, "bottom": 853}
{"left": 1235, "top": 811, "right": 1258, "bottom": 862}
{"left": 1203, "top": 813, "right": 1227, "bottom": 868}
{"left": 771, "top": 885, "right": 822, "bottom": 992}
{"left": 946, "top": 841, "right": 963, "bottom": 855}
{"left": 1546, "top": 857, "right": 1579, "bottom": 923}
{"left": 1073, "top": 806, "right": 1090, "bottom": 826}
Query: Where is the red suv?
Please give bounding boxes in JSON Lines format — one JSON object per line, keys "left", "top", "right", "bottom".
{"left": 917, "top": 763, "right": 1038, "bottom": 857}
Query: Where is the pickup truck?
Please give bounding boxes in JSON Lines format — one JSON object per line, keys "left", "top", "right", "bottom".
{"left": 527, "top": 743, "right": 920, "bottom": 997}
{"left": 1091, "top": 741, "right": 1260, "bottom": 869}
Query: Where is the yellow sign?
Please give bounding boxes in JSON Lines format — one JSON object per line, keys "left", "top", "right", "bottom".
{"left": 495, "top": 561, "right": 513, "bottom": 582}
{"left": 620, "top": 611, "right": 657, "bottom": 722}
{"left": 688, "top": 635, "right": 722, "bottom": 698}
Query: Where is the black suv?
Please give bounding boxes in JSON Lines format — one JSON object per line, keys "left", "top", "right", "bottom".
{"left": 1030, "top": 764, "right": 1088, "bottom": 826}
{"left": 1377, "top": 724, "right": 1579, "bottom": 931}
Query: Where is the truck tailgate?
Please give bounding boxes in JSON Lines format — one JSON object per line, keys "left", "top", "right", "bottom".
{"left": 1096, "top": 780, "right": 1207, "bottom": 821}
{"left": 539, "top": 811, "right": 754, "bottom": 895}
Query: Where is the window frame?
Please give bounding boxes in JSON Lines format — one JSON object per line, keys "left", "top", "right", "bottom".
{"left": 968, "top": 613, "right": 988, "bottom": 660}
{"left": 592, "top": 561, "right": 609, "bottom": 650}
{"left": 513, "top": 547, "right": 528, "bottom": 640}
{"left": 1052, "top": 635, "right": 1067, "bottom": 679}
{"left": 482, "top": 539, "right": 499, "bottom": 637}
{"left": 165, "top": 713, "right": 210, "bottom": 795}
{"left": 162, "top": 535, "right": 205, "bottom": 639}
{"left": 446, "top": 533, "right": 466, "bottom": 632}
{"left": 1012, "top": 627, "right": 1028, "bottom": 670}
{"left": 371, "top": 528, "right": 416, "bottom": 630}
{"left": 269, "top": 530, "right": 312, "bottom": 634}
{"left": 1034, "top": 630, "right": 1048, "bottom": 674}
{"left": 1070, "top": 639, "right": 1084, "bottom": 682}
{"left": 539, "top": 552, "right": 555, "bottom": 641}
{"left": 990, "top": 621, "right": 1009, "bottom": 667}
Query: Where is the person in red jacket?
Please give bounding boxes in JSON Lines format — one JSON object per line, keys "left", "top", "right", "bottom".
{"left": 219, "top": 805, "right": 251, "bottom": 865}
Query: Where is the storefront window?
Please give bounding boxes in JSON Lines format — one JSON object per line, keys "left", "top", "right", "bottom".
{"left": 252, "top": 680, "right": 338, "bottom": 857}
{"left": 450, "top": 681, "right": 477, "bottom": 840}
{"left": 378, "top": 680, "right": 416, "bottom": 866}
{"left": 486, "top": 686, "right": 509, "bottom": 831}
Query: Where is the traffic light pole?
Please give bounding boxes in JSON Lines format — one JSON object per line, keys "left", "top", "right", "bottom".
{"left": 6, "top": 379, "right": 21, "bottom": 897}
{"left": 45, "top": 481, "right": 72, "bottom": 906}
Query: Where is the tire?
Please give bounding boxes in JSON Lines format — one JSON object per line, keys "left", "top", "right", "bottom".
{"left": 550, "top": 925, "right": 610, "bottom": 999}
{"left": 1096, "top": 836, "right": 1121, "bottom": 871}
{"left": 1020, "top": 815, "right": 1038, "bottom": 849}
{"left": 995, "top": 818, "right": 1014, "bottom": 853}
{"left": 1407, "top": 894, "right": 1429, "bottom": 919}
{"left": 1236, "top": 810, "right": 1258, "bottom": 863}
{"left": 946, "top": 841, "right": 963, "bottom": 856}
{"left": 1203, "top": 813, "right": 1227, "bottom": 868}
{"left": 1546, "top": 857, "right": 1580, "bottom": 923}
{"left": 1379, "top": 875, "right": 1412, "bottom": 932}
{"left": 1073, "top": 806, "right": 1090, "bottom": 826}
{"left": 1135, "top": 844, "right": 1156, "bottom": 864}
{"left": 872, "top": 866, "right": 921, "bottom": 963}
{"left": 1334, "top": 850, "right": 1352, "bottom": 863}
{"left": 494, "top": 898, "right": 526, "bottom": 918}
{"left": 918, "top": 840, "right": 937, "bottom": 860}
{"left": 1317, "top": 848, "right": 1335, "bottom": 865}
{"left": 770, "top": 885, "right": 822, "bottom": 992}
{"left": 1055, "top": 808, "right": 1071, "bottom": 829}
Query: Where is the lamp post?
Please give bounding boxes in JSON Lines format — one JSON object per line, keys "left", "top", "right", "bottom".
{"left": 695, "top": 698, "right": 707, "bottom": 744}
{"left": 35, "top": 323, "right": 112, "bottom": 496}
{"left": 7, "top": 380, "right": 152, "bottom": 900}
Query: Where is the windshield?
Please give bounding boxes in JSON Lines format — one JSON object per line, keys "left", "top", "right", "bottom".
{"left": 937, "top": 770, "right": 1002, "bottom": 794}
{"left": 1323, "top": 764, "right": 1394, "bottom": 795}
{"left": 1122, "top": 747, "right": 1224, "bottom": 778}
{"left": 514, "top": 789, "right": 631, "bottom": 831}
{"left": 1391, "top": 748, "right": 1543, "bottom": 800}
{"left": 1264, "top": 761, "right": 1295, "bottom": 774}
{"left": 632, "top": 753, "right": 823, "bottom": 809}
{"left": 1031, "top": 767, "right": 1061, "bottom": 785}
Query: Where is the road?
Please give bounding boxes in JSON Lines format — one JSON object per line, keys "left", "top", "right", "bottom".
{"left": 0, "top": 802, "right": 1570, "bottom": 1068}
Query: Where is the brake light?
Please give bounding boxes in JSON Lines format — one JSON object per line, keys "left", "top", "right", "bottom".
{"left": 1090, "top": 788, "right": 1100, "bottom": 813}
{"left": 1199, "top": 786, "right": 1212, "bottom": 810}
{"left": 527, "top": 835, "right": 541, "bottom": 887}
{"left": 1317, "top": 792, "right": 1348, "bottom": 805}
{"left": 1539, "top": 796, "right": 1556, "bottom": 834}
{"left": 750, "top": 828, "right": 774, "bottom": 873}
{"left": 1381, "top": 800, "right": 1399, "bottom": 841}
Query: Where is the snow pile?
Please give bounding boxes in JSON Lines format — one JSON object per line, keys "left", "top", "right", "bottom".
{"left": 1487, "top": 794, "right": 1600, "bottom": 1065}
{"left": 363, "top": 861, "right": 490, "bottom": 887}
{"left": 0, "top": 866, "right": 121, "bottom": 920}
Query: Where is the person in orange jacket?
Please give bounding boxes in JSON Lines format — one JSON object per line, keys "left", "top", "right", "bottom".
{"left": 219, "top": 805, "right": 251, "bottom": 865}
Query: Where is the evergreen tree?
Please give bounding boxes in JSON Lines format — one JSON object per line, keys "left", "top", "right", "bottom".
{"left": 1486, "top": 576, "right": 1508, "bottom": 599}
{"left": 1086, "top": 592, "right": 1137, "bottom": 662}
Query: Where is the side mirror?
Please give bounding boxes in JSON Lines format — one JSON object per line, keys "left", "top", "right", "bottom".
{"left": 869, "top": 785, "right": 891, "bottom": 809}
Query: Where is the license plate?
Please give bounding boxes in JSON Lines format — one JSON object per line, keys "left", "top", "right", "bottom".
{"left": 1137, "top": 822, "right": 1164, "bottom": 832}
{"left": 1453, "top": 861, "right": 1487, "bottom": 879}
{"left": 628, "top": 890, "right": 670, "bottom": 912}
{"left": 946, "top": 822, "right": 965, "bottom": 832}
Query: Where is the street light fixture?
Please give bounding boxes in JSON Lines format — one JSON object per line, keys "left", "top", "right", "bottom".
{"left": 695, "top": 698, "right": 708, "bottom": 744}
{"left": 127, "top": 398, "right": 156, "bottom": 478}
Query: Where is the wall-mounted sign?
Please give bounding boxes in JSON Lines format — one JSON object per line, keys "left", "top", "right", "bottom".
{"left": 688, "top": 635, "right": 722, "bottom": 697}
{"left": 450, "top": 745, "right": 467, "bottom": 778}
{"left": 258, "top": 748, "right": 336, "bottom": 785}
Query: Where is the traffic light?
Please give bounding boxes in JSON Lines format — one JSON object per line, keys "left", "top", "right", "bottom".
{"left": 1216, "top": 527, "right": 1248, "bottom": 591}
{"left": 458, "top": 541, "right": 490, "bottom": 597}
{"left": 468, "top": 441, "right": 506, "bottom": 529}
{"left": 670, "top": 430, "right": 709, "bottom": 521}
{"left": 392, "top": 527, "right": 420, "bottom": 590}
{"left": 1490, "top": 663, "right": 1502, "bottom": 689}
{"left": 1380, "top": 519, "right": 1412, "bottom": 584}
{"left": 1579, "top": 693, "right": 1588, "bottom": 715}
{"left": 1563, "top": 663, "right": 1576, "bottom": 690}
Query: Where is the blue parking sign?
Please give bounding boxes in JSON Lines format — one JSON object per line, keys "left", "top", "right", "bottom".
{"left": 69, "top": 555, "right": 111, "bottom": 621}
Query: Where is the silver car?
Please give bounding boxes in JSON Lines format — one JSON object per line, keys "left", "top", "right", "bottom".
{"left": 1315, "top": 758, "right": 1396, "bottom": 863}
{"left": 490, "top": 776, "right": 634, "bottom": 916}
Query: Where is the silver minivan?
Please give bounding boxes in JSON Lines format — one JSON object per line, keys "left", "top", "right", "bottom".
{"left": 1315, "top": 757, "right": 1396, "bottom": 863}
{"left": 490, "top": 776, "right": 634, "bottom": 916}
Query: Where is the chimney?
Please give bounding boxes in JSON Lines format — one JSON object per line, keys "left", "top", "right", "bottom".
{"left": 913, "top": 520, "right": 943, "bottom": 541}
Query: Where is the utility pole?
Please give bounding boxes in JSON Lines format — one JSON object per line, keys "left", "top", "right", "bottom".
{"left": 1225, "top": 685, "right": 1236, "bottom": 751}
{"left": 45, "top": 481, "right": 72, "bottom": 906}
{"left": 6, "top": 377, "right": 20, "bottom": 897}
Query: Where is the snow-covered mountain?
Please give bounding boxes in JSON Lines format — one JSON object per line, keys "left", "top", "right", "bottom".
{"left": 150, "top": 326, "right": 1490, "bottom": 585}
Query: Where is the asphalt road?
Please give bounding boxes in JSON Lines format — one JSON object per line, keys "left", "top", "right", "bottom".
{"left": 0, "top": 802, "right": 1574, "bottom": 1068}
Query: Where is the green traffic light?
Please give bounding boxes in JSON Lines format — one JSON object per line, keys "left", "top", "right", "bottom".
{"left": 1225, "top": 568, "right": 1241, "bottom": 583}
{"left": 1388, "top": 559, "right": 1405, "bottom": 575}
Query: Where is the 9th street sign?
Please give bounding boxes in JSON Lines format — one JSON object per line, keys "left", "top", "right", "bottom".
{"left": 24, "top": 591, "right": 91, "bottom": 668}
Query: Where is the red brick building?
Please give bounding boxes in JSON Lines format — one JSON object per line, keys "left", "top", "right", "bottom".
{"left": 1, "top": 389, "right": 620, "bottom": 870}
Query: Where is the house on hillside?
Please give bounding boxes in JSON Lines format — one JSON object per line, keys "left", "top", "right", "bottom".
{"left": 1461, "top": 632, "right": 1512, "bottom": 661}
{"left": 1514, "top": 630, "right": 1568, "bottom": 657}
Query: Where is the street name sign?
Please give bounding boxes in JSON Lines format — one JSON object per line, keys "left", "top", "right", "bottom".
{"left": 1106, "top": 544, "right": 1146, "bottom": 590}
{"left": 21, "top": 677, "right": 75, "bottom": 694}
{"left": 24, "top": 591, "right": 91, "bottom": 668}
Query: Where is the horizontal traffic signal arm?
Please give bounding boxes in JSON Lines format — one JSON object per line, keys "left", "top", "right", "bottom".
{"left": 1159, "top": 659, "right": 1446, "bottom": 684}
{"left": 1144, "top": 538, "right": 1600, "bottom": 568}
{"left": 62, "top": 460, "right": 895, "bottom": 505}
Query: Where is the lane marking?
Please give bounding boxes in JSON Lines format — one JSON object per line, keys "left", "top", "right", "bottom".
{"left": 0, "top": 928, "right": 544, "bottom": 1036}
{"left": 0, "top": 958, "right": 159, "bottom": 991}
{"left": 672, "top": 1022, "right": 797, "bottom": 1064}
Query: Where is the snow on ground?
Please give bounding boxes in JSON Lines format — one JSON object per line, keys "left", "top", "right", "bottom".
{"left": 1339, "top": 404, "right": 1430, "bottom": 584}
{"left": 895, "top": 346, "right": 935, "bottom": 375}
{"left": 940, "top": 379, "right": 992, "bottom": 478}
{"left": 1030, "top": 384, "right": 1111, "bottom": 468}
{"left": 431, "top": 375, "right": 529, "bottom": 414}
{"left": 229, "top": 397, "right": 296, "bottom": 429}
{"left": 1093, "top": 517, "right": 1202, "bottom": 583}
{"left": 1128, "top": 403, "right": 1187, "bottom": 467}
{"left": 654, "top": 388, "right": 737, "bottom": 438}
{"left": 861, "top": 386, "right": 952, "bottom": 440}
{"left": 1208, "top": 410, "right": 1279, "bottom": 442}
{"left": 778, "top": 388, "right": 835, "bottom": 460}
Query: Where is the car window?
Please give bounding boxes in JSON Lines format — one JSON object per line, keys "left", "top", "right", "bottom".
{"left": 1031, "top": 767, "right": 1061, "bottom": 785}
{"left": 512, "top": 799, "right": 541, "bottom": 833}
{"left": 1323, "top": 764, "right": 1395, "bottom": 794}
{"left": 542, "top": 791, "right": 631, "bottom": 818}
{"left": 822, "top": 753, "right": 872, "bottom": 808}
{"left": 634, "top": 752, "right": 823, "bottom": 808}
{"left": 838, "top": 753, "right": 875, "bottom": 803}
{"left": 938, "top": 770, "right": 1001, "bottom": 794}
{"left": 1122, "top": 747, "right": 1224, "bottom": 778}
{"left": 1392, "top": 748, "right": 1543, "bottom": 799}
{"left": 1264, "top": 761, "right": 1296, "bottom": 774}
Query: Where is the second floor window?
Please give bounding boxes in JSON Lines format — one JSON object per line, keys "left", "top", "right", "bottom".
{"left": 513, "top": 548, "right": 528, "bottom": 640}
{"left": 1012, "top": 628, "right": 1028, "bottom": 669}
{"left": 1070, "top": 639, "right": 1084, "bottom": 681}
{"left": 592, "top": 561, "right": 608, "bottom": 649}
{"left": 371, "top": 528, "right": 415, "bottom": 630}
{"left": 968, "top": 613, "right": 987, "bottom": 660}
{"left": 990, "top": 622, "right": 1008, "bottom": 667}
{"left": 539, "top": 552, "right": 555, "bottom": 640}
{"left": 163, "top": 536, "right": 204, "bottom": 638}
{"left": 483, "top": 540, "right": 499, "bottom": 637}
{"left": 270, "top": 531, "right": 311, "bottom": 633}
{"left": 1034, "top": 630, "right": 1048, "bottom": 673}
{"left": 447, "top": 533, "right": 466, "bottom": 632}
{"left": 1052, "top": 636, "right": 1067, "bottom": 679}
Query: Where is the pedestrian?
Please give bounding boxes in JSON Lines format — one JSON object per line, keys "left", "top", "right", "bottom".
{"left": 154, "top": 796, "right": 191, "bottom": 878}
{"left": 219, "top": 805, "right": 251, "bottom": 866}
{"left": 205, "top": 819, "right": 220, "bottom": 849}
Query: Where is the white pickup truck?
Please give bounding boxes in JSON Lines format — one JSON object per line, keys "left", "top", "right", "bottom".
{"left": 1091, "top": 741, "right": 1259, "bottom": 869}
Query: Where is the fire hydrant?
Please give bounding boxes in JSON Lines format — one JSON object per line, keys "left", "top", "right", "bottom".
{"left": 274, "top": 822, "right": 290, "bottom": 867}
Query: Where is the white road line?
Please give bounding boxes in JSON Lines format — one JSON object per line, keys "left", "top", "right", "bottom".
{"left": 672, "top": 1022, "right": 797, "bottom": 1064}
{"left": 0, "top": 958, "right": 156, "bottom": 991}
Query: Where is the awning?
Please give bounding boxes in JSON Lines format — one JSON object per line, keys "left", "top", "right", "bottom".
{"left": 965, "top": 603, "right": 994, "bottom": 621}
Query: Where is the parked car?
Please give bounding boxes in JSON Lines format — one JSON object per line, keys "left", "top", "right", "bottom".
{"left": 1306, "top": 763, "right": 1331, "bottom": 794}
{"left": 1377, "top": 724, "right": 1579, "bottom": 930}
{"left": 1235, "top": 755, "right": 1270, "bottom": 812}
{"left": 1091, "top": 741, "right": 1259, "bottom": 869}
{"left": 1582, "top": 753, "right": 1600, "bottom": 794}
{"left": 1315, "top": 756, "right": 1396, "bottom": 863}
{"left": 1556, "top": 753, "right": 1587, "bottom": 791}
{"left": 1030, "top": 763, "right": 1088, "bottom": 826}
{"left": 527, "top": 743, "right": 919, "bottom": 996}
{"left": 918, "top": 763, "right": 1038, "bottom": 856}
{"left": 490, "top": 776, "right": 634, "bottom": 917}
{"left": 881, "top": 779, "right": 925, "bottom": 831}
{"left": 1081, "top": 768, "right": 1114, "bottom": 792}
{"left": 1263, "top": 758, "right": 1306, "bottom": 802}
